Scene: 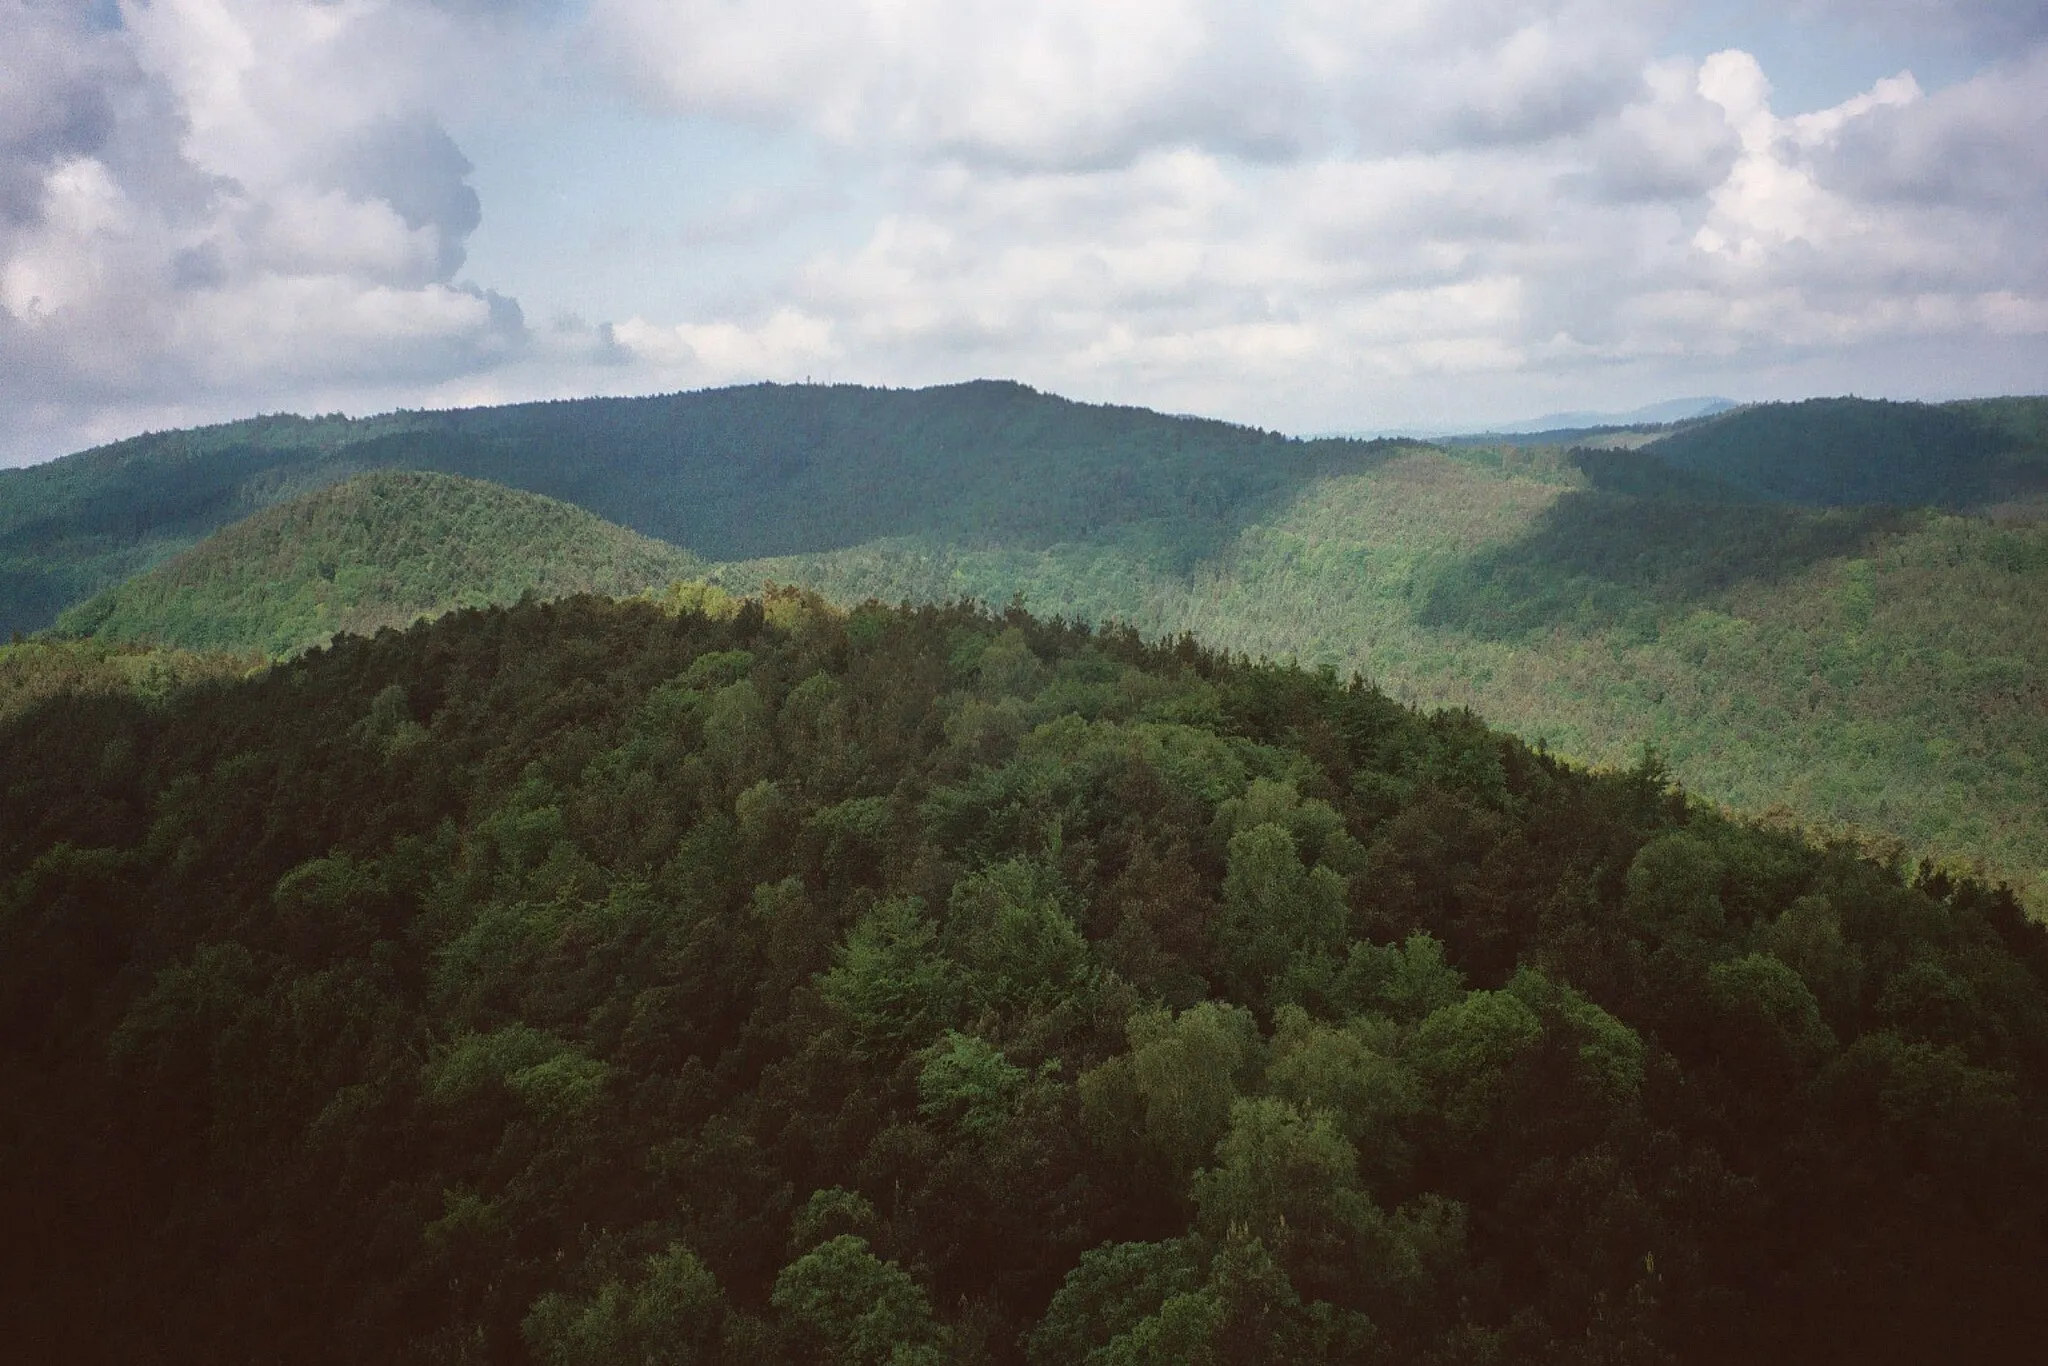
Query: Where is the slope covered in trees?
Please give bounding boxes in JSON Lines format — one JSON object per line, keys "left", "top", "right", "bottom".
{"left": 19, "top": 384, "right": 2048, "bottom": 899}
{"left": 1637, "top": 397, "right": 2048, "bottom": 507}
{"left": 55, "top": 471, "right": 700, "bottom": 657}
{"left": 714, "top": 447, "right": 2048, "bottom": 904}
{"left": 3, "top": 592, "right": 2045, "bottom": 1365}
{"left": 0, "top": 382, "right": 1398, "bottom": 637}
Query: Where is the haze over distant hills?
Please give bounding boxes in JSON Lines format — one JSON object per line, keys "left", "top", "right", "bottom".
{"left": 7, "top": 382, "right": 2047, "bottom": 905}
{"left": 1488, "top": 396, "right": 1741, "bottom": 432}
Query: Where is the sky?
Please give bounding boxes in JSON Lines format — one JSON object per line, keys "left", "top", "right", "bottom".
{"left": 1, "top": 1, "right": 2044, "bottom": 464}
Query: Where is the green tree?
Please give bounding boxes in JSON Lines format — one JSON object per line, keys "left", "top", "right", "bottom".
{"left": 770, "top": 1235, "right": 942, "bottom": 1366}
{"left": 819, "top": 897, "right": 962, "bottom": 1062}
{"left": 522, "top": 1245, "right": 726, "bottom": 1366}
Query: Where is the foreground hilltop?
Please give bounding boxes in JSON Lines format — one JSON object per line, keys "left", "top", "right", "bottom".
{"left": 3, "top": 592, "right": 2044, "bottom": 1363}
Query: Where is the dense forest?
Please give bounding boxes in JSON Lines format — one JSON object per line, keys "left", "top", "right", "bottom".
{"left": 715, "top": 445, "right": 2048, "bottom": 906}
{"left": 5, "top": 591, "right": 2047, "bottom": 1364}
{"left": 59, "top": 471, "right": 701, "bottom": 657}
{"left": 12, "top": 383, "right": 2048, "bottom": 902}
{"left": 0, "top": 382, "right": 1395, "bottom": 637}
{"left": 1643, "top": 398, "right": 2048, "bottom": 508}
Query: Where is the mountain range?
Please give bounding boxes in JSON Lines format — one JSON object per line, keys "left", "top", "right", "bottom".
{"left": 3, "top": 384, "right": 2045, "bottom": 907}
{"left": 5, "top": 385, "right": 2048, "bottom": 1363}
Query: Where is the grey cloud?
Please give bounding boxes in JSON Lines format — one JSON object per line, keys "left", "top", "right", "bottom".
{"left": 0, "top": 5, "right": 121, "bottom": 224}
{"left": 322, "top": 115, "right": 484, "bottom": 276}
{"left": 1820, "top": 50, "right": 2048, "bottom": 208}
{"left": 0, "top": 0, "right": 529, "bottom": 462}
{"left": 171, "top": 243, "right": 228, "bottom": 292}
{"left": 1584, "top": 75, "right": 1741, "bottom": 201}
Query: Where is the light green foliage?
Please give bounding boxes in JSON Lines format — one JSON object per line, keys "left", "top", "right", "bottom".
{"left": 1080, "top": 1001, "right": 1264, "bottom": 1183}
{"left": 1214, "top": 779, "right": 1366, "bottom": 875}
{"left": 945, "top": 859, "right": 1094, "bottom": 1013}
{"left": 770, "top": 1235, "right": 941, "bottom": 1366}
{"left": 1026, "top": 1240, "right": 1206, "bottom": 1366}
{"left": 1708, "top": 953, "right": 1838, "bottom": 1079}
{"left": 1265, "top": 1006, "right": 1420, "bottom": 1190}
{"left": 1758, "top": 894, "right": 1864, "bottom": 1030}
{"left": 819, "top": 897, "right": 961, "bottom": 1060}
{"left": 0, "top": 637, "right": 256, "bottom": 727}
{"left": 1333, "top": 933, "right": 1466, "bottom": 1023}
{"left": 1217, "top": 823, "right": 1350, "bottom": 998}
{"left": 523, "top": 1244, "right": 726, "bottom": 1366}
{"left": 1623, "top": 832, "right": 1728, "bottom": 952}
{"left": 10, "top": 584, "right": 2048, "bottom": 1365}
{"left": 727, "top": 434, "right": 2048, "bottom": 908}
{"left": 424, "top": 1025, "right": 610, "bottom": 1124}
{"left": 918, "top": 1030, "right": 1028, "bottom": 1137}
{"left": 703, "top": 679, "right": 772, "bottom": 784}
{"left": 1821, "top": 1031, "right": 2029, "bottom": 1169}
{"left": 659, "top": 579, "right": 742, "bottom": 620}
{"left": 1504, "top": 968, "right": 1647, "bottom": 1112}
{"left": 107, "top": 941, "right": 268, "bottom": 1075}
{"left": 976, "top": 627, "right": 1049, "bottom": 697}
{"left": 791, "top": 1188, "right": 878, "bottom": 1252}
{"left": 12, "top": 387, "right": 2048, "bottom": 900}
{"left": 57, "top": 471, "right": 702, "bottom": 657}
{"left": 1029, "top": 1230, "right": 1382, "bottom": 1366}
{"left": 1191, "top": 1097, "right": 1373, "bottom": 1265}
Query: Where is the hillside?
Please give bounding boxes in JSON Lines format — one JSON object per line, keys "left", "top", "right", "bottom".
{"left": 4, "top": 591, "right": 2046, "bottom": 1364}
{"left": 0, "top": 382, "right": 1401, "bottom": 638}
{"left": 712, "top": 446, "right": 2048, "bottom": 905}
{"left": 1638, "top": 396, "right": 2048, "bottom": 507}
{"left": 19, "top": 384, "right": 2048, "bottom": 902}
{"left": 56, "top": 471, "right": 702, "bottom": 657}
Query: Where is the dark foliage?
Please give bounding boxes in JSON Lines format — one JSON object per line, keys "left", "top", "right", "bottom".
{"left": 3, "top": 592, "right": 2045, "bottom": 1365}
{"left": 1642, "top": 397, "right": 2048, "bottom": 508}
{"left": 1417, "top": 490, "right": 1918, "bottom": 638}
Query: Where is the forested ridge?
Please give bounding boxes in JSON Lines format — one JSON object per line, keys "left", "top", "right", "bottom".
{"left": 0, "top": 381, "right": 1392, "bottom": 637}
{"left": 5, "top": 591, "right": 2047, "bottom": 1364}
{"left": 13, "top": 382, "right": 2048, "bottom": 898}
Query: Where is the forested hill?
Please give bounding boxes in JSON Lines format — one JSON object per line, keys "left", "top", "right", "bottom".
{"left": 1633, "top": 396, "right": 2048, "bottom": 507}
{"left": 0, "top": 381, "right": 1398, "bottom": 637}
{"left": 5, "top": 591, "right": 2047, "bottom": 1364}
{"left": 24, "top": 383, "right": 2048, "bottom": 901}
{"left": 55, "top": 470, "right": 700, "bottom": 657}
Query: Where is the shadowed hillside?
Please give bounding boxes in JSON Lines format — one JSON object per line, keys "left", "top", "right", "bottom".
{"left": 0, "top": 383, "right": 1407, "bottom": 637}
{"left": 1639, "top": 396, "right": 2048, "bottom": 507}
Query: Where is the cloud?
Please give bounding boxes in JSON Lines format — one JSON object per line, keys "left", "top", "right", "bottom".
{"left": 1822, "top": 47, "right": 2048, "bottom": 210}
{"left": 0, "top": 0, "right": 523, "bottom": 459}
{"left": 2, "top": 1, "right": 2044, "bottom": 464}
{"left": 1790, "top": 0, "right": 2048, "bottom": 50}
{"left": 589, "top": 0, "right": 1658, "bottom": 168}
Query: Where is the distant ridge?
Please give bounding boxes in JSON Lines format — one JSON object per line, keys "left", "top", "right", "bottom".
{"left": 58, "top": 470, "right": 701, "bottom": 657}
{"left": 0, "top": 380, "right": 1400, "bottom": 637}
{"left": 1641, "top": 396, "right": 2048, "bottom": 507}
{"left": 1484, "top": 396, "right": 1740, "bottom": 433}
{"left": 1324, "top": 396, "right": 1738, "bottom": 441}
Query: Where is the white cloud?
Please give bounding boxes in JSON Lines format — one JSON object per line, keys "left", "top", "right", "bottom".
{"left": 588, "top": 0, "right": 1658, "bottom": 167}
{"left": 2, "top": 0, "right": 2044, "bottom": 464}
{"left": 0, "top": 0, "right": 522, "bottom": 459}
